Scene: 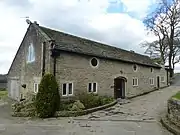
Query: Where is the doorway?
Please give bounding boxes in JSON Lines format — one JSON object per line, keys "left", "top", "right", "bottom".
{"left": 114, "top": 77, "right": 126, "bottom": 99}
{"left": 9, "top": 79, "right": 20, "bottom": 101}
{"left": 157, "top": 76, "right": 160, "bottom": 88}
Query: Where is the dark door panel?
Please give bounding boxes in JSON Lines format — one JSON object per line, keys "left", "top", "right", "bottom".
{"left": 114, "top": 78, "right": 125, "bottom": 99}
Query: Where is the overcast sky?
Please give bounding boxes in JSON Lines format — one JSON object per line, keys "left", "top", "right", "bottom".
{"left": 0, "top": 0, "right": 180, "bottom": 74}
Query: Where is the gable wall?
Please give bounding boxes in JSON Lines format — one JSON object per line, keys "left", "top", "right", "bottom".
{"left": 55, "top": 51, "right": 168, "bottom": 98}
{"left": 7, "top": 25, "right": 49, "bottom": 100}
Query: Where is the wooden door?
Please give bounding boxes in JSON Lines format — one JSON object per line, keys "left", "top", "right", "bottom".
{"left": 114, "top": 78, "right": 125, "bottom": 99}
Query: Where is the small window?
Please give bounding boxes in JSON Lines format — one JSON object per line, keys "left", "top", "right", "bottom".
{"left": 133, "top": 64, "right": 138, "bottom": 72}
{"left": 161, "top": 76, "right": 165, "bottom": 82}
{"left": 88, "top": 83, "right": 97, "bottom": 93}
{"left": 34, "top": 83, "right": 39, "bottom": 93}
{"left": 62, "top": 83, "right": 73, "bottom": 96}
{"left": 69, "top": 83, "right": 73, "bottom": 95}
{"left": 132, "top": 78, "right": 138, "bottom": 86}
{"left": 150, "top": 68, "right": 153, "bottom": 73}
{"left": 62, "top": 83, "right": 67, "bottom": 96}
{"left": 150, "top": 78, "right": 154, "bottom": 85}
{"left": 90, "top": 58, "right": 98, "bottom": 67}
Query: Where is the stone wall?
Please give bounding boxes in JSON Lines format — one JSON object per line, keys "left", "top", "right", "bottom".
{"left": 7, "top": 24, "right": 51, "bottom": 100}
{"left": 167, "top": 98, "right": 180, "bottom": 128}
{"left": 55, "top": 51, "right": 168, "bottom": 98}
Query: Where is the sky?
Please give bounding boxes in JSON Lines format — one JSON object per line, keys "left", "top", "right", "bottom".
{"left": 0, "top": 0, "right": 180, "bottom": 74}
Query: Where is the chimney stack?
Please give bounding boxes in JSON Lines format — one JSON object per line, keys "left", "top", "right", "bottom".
{"left": 34, "top": 21, "right": 39, "bottom": 26}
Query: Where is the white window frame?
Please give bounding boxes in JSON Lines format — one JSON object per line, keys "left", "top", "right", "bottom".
{"left": 132, "top": 77, "right": 138, "bottom": 86}
{"left": 34, "top": 83, "right": 39, "bottom": 94}
{"left": 90, "top": 57, "right": 99, "bottom": 68}
{"left": 62, "top": 82, "right": 74, "bottom": 97}
{"left": 132, "top": 64, "right": 138, "bottom": 72}
{"left": 150, "top": 78, "right": 154, "bottom": 85}
{"left": 87, "top": 82, "right": 98, "bottom": 93}
{"left": 161, "top": 76, "right": 165, "bottom": 82}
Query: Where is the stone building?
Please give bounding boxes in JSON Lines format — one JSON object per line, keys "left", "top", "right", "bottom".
{"left": 7, "top": 21, "right": 169, "bottom": 101}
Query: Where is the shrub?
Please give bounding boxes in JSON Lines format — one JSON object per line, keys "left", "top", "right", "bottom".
{"left": 78, "top": 92, "right": 99, "bottom": 109}
{"left": 70, "top": 100, "right": 85, "bottom": 111}
{"left": 99, "top": 96, "right": 114, "bottom": 105}
{"left": 78, "top": 92, "right": 114, "bottom": 109}
{"left": 59, "top": 100, "right": 74, "bottom": 111}
{"left": 11, "top": 99, "right": 36, "bottom": 117}
{"left": 35, "top": 73, "right": 60, "bottom": 118}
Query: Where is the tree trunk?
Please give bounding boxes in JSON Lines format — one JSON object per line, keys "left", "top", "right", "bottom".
{"left": 169, "top": 44, "right": 174, "bottom": 77}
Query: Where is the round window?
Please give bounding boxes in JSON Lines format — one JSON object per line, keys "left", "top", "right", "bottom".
{"left": 91, "top": 58, "right": 98, "bottom": 67}
{"left": 133, "top": 64, "right": 138, "bottom": 71}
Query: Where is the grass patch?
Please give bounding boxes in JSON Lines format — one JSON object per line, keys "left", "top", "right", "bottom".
{"left": 172, "top": 92, "right": 180, "bottom": 100}
{"left": 0, "top": 90, "right": 8, "bottom": 100}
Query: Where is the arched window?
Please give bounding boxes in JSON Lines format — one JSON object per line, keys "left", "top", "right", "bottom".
{"left": 27, "top": 43, "right": 35, "bottom": 63}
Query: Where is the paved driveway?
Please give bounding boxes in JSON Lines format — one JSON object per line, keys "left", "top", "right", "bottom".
{"left": 0, "top": 86, "right": 179, "bottom": 135}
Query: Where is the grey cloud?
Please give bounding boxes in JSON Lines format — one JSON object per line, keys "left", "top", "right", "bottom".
{"left": 0, "top": 0, "right": 148, "bottom": 73}
{"left": 40, "top": 17, "right": 144, "bottom": 54}
{"left": 175, "top": 64, "right": 180, "bottom": 70}
{"left": 2, "top": 0, "right": 33, "bottom": 9}
{"left": 0, "top": 60, "right": 12, "bottom": 74}
{"left": 15, "top": 1, "right": 145, "bottom": 54}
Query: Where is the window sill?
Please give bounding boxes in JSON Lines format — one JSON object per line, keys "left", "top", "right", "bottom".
{"left": 62, "top": 94, "right": 74, "bottom": 97}
{"left": 132, "top": 85, "right": 138, "bottom": 87}
{"left": 88, "top": 91, "right": 97, "bottom": 94}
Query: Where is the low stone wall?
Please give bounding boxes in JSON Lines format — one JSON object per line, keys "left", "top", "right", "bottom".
{"left": 167, "top": 98, "right": 180, "bottom": 128}
{"left": 55, "top": 100, "right": 117, "bottom": 117}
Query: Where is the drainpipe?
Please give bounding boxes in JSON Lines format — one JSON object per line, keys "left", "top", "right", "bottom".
{"left": 41, "top": 42, "right": 46, "bottom": 77}
{"left": 166, "top": 69, "right": 169, "bottom": 86}
{"left": 50, "top": 41, "right": 59, "bottom": 77}
{"left": 53, "top": 57, "right": 56, "bottom": 77}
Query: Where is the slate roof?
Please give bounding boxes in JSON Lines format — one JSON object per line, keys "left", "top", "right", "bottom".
{"left": 39, "top": 26, "right": 161, "bottom": 68}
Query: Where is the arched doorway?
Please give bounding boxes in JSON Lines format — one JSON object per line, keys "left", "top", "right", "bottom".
{"left": 114, "top": 76, "right": 127, "bottom": 99}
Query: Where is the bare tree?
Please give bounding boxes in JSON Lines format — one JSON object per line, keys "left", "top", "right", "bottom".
{"left": 143, "top": 0, "right": 180, "bottom": 77}
{"left": 141, "top": 40, "right": 169, "bottom": 64}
